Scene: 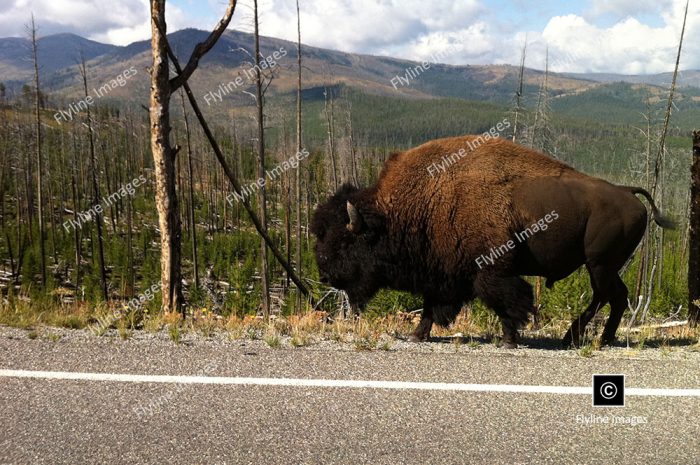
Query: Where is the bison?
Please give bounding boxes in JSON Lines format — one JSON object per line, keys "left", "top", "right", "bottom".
{"left": 311, "top": 135, "right": 674, "bottom": 348}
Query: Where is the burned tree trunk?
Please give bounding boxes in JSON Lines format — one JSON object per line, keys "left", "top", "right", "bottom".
{"left": 179, "top": 91, "right": 199, "bottom": 291}
{"left": 252, "top": 0, "right": 270, "bottom": 319}
{"left": 324, "top": 83, "right": 338, "bottom": 190}
{"left": 149, "top": 0, "right": 236, "bottom": 314}
{"left": 79, "top": 56, "right": 108, "bottom": 301}
{"left": 150, "top": 0, "right": 182, "bottom": 313}
{"left": 30, "top": 16, "right": 46, "bottom": 287}
{"left": 295, "top": 0, "right": 304, "bottom": 311}
{"left": 689, "top": 131, "right": 700, "bottom": 327}
{"left": 512, "top": 39, "right": 526, "bottom": 144}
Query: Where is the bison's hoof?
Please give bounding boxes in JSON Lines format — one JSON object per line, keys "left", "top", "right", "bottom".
{"left": 500, "top": 341, "right": 518, "bottom": 349}
{"left": 408, "top": 333, "right": 428, "bottom": 343}
{"left": 561, "top": 334, "right": 580, "bottom": 349}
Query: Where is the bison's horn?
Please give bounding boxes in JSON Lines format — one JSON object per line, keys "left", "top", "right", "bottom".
{"left": 346, "top": 201, "right": 362, "bottom": 232}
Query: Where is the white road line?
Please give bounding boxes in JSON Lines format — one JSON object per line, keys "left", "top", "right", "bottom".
{"left": 1, "top": 369, "right": 699, "bottom": 397}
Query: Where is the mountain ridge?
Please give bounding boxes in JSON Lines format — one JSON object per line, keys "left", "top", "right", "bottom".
{"left": 1, "top": 28, "right": 699, "bottom": 127}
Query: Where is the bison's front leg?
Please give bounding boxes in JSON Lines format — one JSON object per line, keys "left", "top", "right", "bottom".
{"left": 499, "top": 318, "right": 520, "bottom": 349}
{"left": 475, "top": 274, "right": 534, "bottom": 349}
{"left": 409, "top": 303, "right": 461, "bottom": 342}
{"left": 409, "top": 307, "right": 433, "bottom": 342}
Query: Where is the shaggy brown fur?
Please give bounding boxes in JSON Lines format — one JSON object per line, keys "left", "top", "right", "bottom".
{"left": 312, "top": 135, "right": 674, "bottom": 348}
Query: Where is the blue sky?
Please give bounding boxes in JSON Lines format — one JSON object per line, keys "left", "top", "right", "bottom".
{"left": 488, "top": 0, "right": 587, "bottom": 29}
{"left": 0, "top": 0, "right": 696, "bottom": 74}
{"left": 169, "top": 0, "right": 666, "bottom": 34}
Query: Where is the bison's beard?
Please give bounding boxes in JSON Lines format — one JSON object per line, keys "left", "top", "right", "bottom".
{"left": 338, "top": 274, "right": 383, "bottom": 311}
{"left": 343, "top": 285, "right": 378, "bottom": 310}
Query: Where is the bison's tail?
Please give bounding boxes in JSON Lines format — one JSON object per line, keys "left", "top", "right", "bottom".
{"left": 621, "top": 186, "right": 677, "bottom": 229}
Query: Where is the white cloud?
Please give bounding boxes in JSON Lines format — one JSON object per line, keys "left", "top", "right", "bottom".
{"left": 524, "top": 1, "right": 700, "bottom": 74}
{"left": 230, "top": 0, "right": 699, "bottom": 74}
{"left": 396, "top": 23, "right": 499, "bottom": 65}
{"left": 230, "top": 0, "right": 484, "bottom": 59}
{"left": 587, "top": 0, "right": 672, "bottom": 19}
{"left": 0, "top": 0, "right": 698, "bottom": 74}
{"left": 0, "top": 0, "right": 194, "bottom": 45}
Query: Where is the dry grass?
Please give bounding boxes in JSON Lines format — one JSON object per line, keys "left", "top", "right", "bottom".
{"left": 0, "top": 299, "right": 94, "bottom": 330}
{"left": 1, "top": 297, "right": 698, "bottom": 350}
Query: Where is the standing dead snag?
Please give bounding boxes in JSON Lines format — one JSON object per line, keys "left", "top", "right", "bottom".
{"left": 511, "top": 38, "right": 526, "bottom": 144}
{"left": 29, "top": 15, "right": 46, "bottom": 287}
{"left": 150, "top": 0, "right": 181, "bottom": 313}
{"left": 295, "top": 0, "right": 304, "bottom": 312}
{"left": 78, "top": 55, "right": 108, "bottom": 301}
{"left": 689, "top": 131, "right": 700, "bottom": 327}
{"left": 252, "top": 0, "right": 270, "bottom": 320}
{"left": 179, "top": 91, "right": 199, "bottom": 291}
{"left": 149, "top": 0, "right": 236, "bottom": 314}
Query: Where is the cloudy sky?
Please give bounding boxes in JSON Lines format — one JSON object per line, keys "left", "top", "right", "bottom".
{"left": 0, "top": 0, "right": 697, "bottom": 74}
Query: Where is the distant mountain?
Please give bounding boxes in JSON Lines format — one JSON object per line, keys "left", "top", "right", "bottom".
{"left": 0, "top": 28, "right": 602, "bottom": 104}
{"left": 564, "top": 70, "right": 700, "bottom": 88}
{"left": 0, "top": 33, "right": 116, "bottom": 83}
{"left": 1, "top": 28, "right": 699, "bottom": 128}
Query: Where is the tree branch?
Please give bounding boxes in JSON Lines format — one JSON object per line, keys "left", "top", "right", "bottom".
{"left": 169, "top": 0, "right": 237, "bottom": 92}
{"left": 156, "top": 21, "right": 314, "bottom": 305}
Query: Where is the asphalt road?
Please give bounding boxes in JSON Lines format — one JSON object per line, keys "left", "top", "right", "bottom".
{"left": 1, "top": 327, "right": 699, "bottom": 465}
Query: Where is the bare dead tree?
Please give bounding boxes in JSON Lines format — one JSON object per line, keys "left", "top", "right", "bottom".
{"left": 295, "top": 0, "right": 304, "bottom": 311}
{"left": 633, "top": 97, "right": 654, "bottom": 301}
{"left": 125, "top": 116, "right": 135, "bottom": 297}
{"left": 68, "top": 131, "right": 82, "bottom": 290}
{"left": 251, "top": 0, "right": 270, "bottom": 319}
{"left": 652, "top": 0, "right": 689, "bottom": 198}
{"left": 512, "top": 39, "right": 527, "bottom": 144}
{"left": 150, "top": 0, "right": 181, "bottom": 313}
{"left": 29, "top": 15, "right": 46, "bottom": 287}
{"left": 179, "top": 90, "right": 199, "bottom": 291}
{"left": 78, "top": 54, "right": 108, "bottom": 301}
{"left": 149, "top": 0, "right": 236, "bottom": 314}
{"left": 323, "top": 79, "right": 339, "bottom": 190}
{"left": 345, "top": 95, "right": 359, "bottom": 186}
{"left": 530, "top": 48, "right": 554, "bottom": 156}
{"left": 648, "top": 0, "right": 688, "bottom": 303}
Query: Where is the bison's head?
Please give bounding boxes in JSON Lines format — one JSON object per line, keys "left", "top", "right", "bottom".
{"left": 311, "top": 184, "right": 387, "bottom": 309}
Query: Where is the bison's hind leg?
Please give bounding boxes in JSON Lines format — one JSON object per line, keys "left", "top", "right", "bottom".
{"left": 562, "top": 263, "right": 618, "bottom": 348}
{"left": 474, "top": 274, "right": 534, "bottom": 348}
{"left": 600, "top": 276, "right": 629, "bottom": 345}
